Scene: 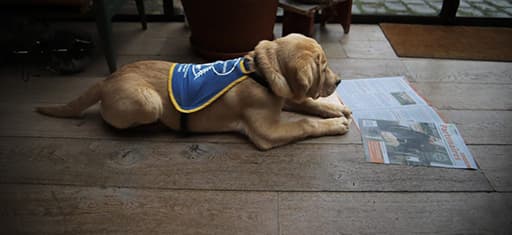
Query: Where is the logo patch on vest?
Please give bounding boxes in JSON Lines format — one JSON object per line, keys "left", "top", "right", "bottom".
{"left": 168, "top": 57, "right": 249, "bottom": 113}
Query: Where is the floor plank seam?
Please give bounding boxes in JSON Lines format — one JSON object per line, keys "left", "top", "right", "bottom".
{"left": 345, "top": 56, "right": 399, "bottom": 60}
{"left": 0, "top": 135, "right": 362, "bottom": 145}
{"left": 337, "top": 57, "right": 403, "bottom": 62}
{"left": 436, "top": 108, "right": 512, "bottom": 111}
{"left": 277, "top": 192, "right": 281, "bottom": 235}
{"left": 479, "top": 171, "right": 499, "bottom": 192}
{"left": 0, "top": 182, "right": 500, "bottom": 194}
{"left": 409, "top": 80, "right": 512, "bottom": 85}
{"left": 464, "top": 143, "right": 512, "bottom": 146}
{"left": 0, "top": 135, "right": 509, "bottom": 147}
{"left": 340, "top": 77, "right": 512, "bottom": 86}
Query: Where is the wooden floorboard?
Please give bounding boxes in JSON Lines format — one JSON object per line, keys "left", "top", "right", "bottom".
{"left": 413, "top": 82, "right": 512, "bottom": 110}
{"left": 300, "top": 58, "right": 409, "bottom": 80}
{"left": 3, "top": 184, "right": 508, "bottom": 235}
{"left": 0, "top": 184, "right": 278, "bottom": 235}
{"left": 471, "top": 145, "right": 512, "bottom": 192}
{"left": 279, "top": 192, "right": 512, "bottom": 234}
{"left": 0, "top": 137, "right": 492, "bottom": 192}
{"left": 342, "top": 40, "right": 398, "bottom": 59}
{"left": 441, "top": 110, "right": 512, "bottom": 145}
{"left": 402, "top": 59, "right": 512, "bottom": 84}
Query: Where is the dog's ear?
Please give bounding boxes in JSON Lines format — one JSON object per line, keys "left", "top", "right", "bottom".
{"left": 292, "top": 52, "right": 322, "bottom": 101}
{"left": 309, "top": 53, "right": 327, "bottom": 99}
{"left": 254, "top": 40, "right": 294, "bottom": 99}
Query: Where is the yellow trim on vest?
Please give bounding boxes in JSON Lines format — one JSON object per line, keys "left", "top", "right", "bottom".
{"left": 239, "top": 58, "right": 249, "bottom": 74}
{"left": 167, "top": 61, "right": 248, "bottom": 114}
{"left": 168, "top": 63, "right": 181, "bottom": 112}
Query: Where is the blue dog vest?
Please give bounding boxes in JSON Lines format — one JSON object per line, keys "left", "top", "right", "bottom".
{"left": 168, "top": 57, "right": 250, "bottom": 113}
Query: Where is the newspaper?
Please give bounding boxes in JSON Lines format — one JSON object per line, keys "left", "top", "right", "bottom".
{"left": 359, "top": 119, "right": 477, "bottom": 169}
{"left": 337, "top": 76, "right": 478, "bottom": 169}
{"left": 337, "top": 76, "right": 444, "bottom": 127}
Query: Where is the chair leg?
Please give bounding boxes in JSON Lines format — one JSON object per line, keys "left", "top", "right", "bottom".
{"left": 320, "top": 8, "right": 330, "bottom": 27}
{"left": 282, "top": 10, "right": 315, "bottom": 37}
{"left": 135, "top": 0, "right": 147, "bottom": 30}
{"left": 335, "top": 0, "right": 352, "bottom": 34}
{"left": 440, "top": 0, "right": 459, "bottom": 24}
{"left": 94, "top": 0, "right": 116, "bottom": 73}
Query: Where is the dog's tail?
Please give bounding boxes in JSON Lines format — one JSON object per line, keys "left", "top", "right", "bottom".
{"left": 36, "top": 81, "right": 102, "bottom": 118}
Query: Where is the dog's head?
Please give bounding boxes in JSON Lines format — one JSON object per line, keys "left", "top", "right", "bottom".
{"left": 254, "top": 33, "right": 341, "bottom": 102}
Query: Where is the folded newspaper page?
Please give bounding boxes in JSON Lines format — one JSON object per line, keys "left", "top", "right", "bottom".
{"left": 337, "top": 76, "right": 444, "bottom": 127}
{"left": 359, "top": 119, "right": 478, "bottom": 169}
{"left": 337, "top": 76, "right": 478, "bottom": 169}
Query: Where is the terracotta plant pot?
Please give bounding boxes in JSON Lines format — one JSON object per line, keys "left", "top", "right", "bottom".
{"left": 181, "top": 0, "right": 278, "bottom": 60}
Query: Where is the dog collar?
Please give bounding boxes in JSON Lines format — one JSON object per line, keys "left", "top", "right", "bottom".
{"left": 243, "top": 57, "right": 270, "bottom": 91}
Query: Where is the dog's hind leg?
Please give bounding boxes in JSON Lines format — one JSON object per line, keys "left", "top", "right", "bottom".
{"left": 100, "top": 81, "right": 163, "bottom": 129}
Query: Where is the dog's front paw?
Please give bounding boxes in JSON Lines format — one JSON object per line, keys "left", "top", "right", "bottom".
{"left": 318, "top": 103, "right": 346, "bottom": 118}
{"left": 340, "top": 105, "right": 352, "bottom": 120}
{"left": 325, "top": 116, "right": 350, "bottom": 135}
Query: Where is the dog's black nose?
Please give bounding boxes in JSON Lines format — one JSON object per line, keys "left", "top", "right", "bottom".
{"left": 335, "top": 80, "right": 341, "bottom": 86}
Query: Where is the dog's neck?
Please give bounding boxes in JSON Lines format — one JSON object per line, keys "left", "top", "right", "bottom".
{"left": 243, "top": 54, "right": 271, "bottom": 91}
{"left": 242, "top": 53, "right": 258, "bottom": 73}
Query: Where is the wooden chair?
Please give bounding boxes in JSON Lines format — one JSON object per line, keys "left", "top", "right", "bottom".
{"left": 94, "top": 0, "right": 147, "bottom": 73}
{"left": 279, "top": 0, "right": 352, "bottom": 36}
{"left": 0, "top": 0, "right": 147, "bottom": 73}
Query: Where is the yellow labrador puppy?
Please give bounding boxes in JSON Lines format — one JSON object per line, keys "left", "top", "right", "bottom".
{"left": 37, "top": 33, "right": 351, "bottom": 150}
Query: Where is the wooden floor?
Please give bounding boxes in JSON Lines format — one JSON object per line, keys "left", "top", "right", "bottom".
{"left": 1, "top": 23, "right": 511, "bottom": 234}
